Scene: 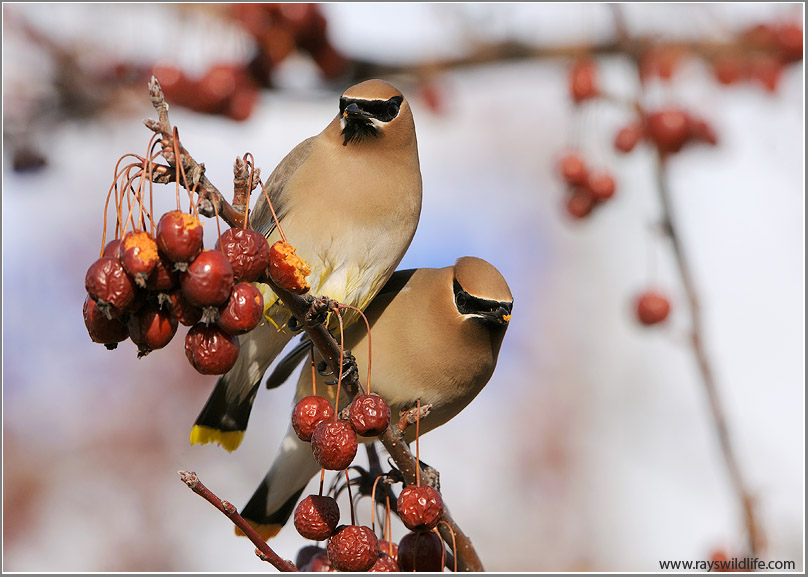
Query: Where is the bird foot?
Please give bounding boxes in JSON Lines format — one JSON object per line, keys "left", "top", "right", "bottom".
{"left": 319, "top": 351, "right": 358, "bottom": 385}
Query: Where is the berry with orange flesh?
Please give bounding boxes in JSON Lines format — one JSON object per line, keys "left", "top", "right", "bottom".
{"left": 156, "top": 210, "right": 204, "bottom": 267}
{"left": 119, "top": 230, "right": 160, "bottom": 288}
{"left": 269, "top": 240, "right": 311, "bottom": 294}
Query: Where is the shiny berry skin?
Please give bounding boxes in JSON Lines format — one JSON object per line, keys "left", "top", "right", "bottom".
{"left": 166, "top": 289, "right": 203, "bottom": 326}
{"left": 397, "top": 485, "right": 444, "bottom": 532}
{"left": 216, "top": 282, "right": 264, "bottom": 335}
{"left": 215, "top": 227, "right": 272, "bottom": 282}
{"left": 83, "top": 295, "right": 129, "bottom": 349}
{"left": 349, "top": 394, "right": 391, "bottom": 437}
{"left": 635, "top": 291, "right": 671, "bottom": 326}
{"left": 180, "top": 249, "right": 234, "bottom": 307}
{"left": 294, "top": 495, "right": 340, "bottom": 541}
{"left": 184, "top": 323, "right": 240, "bottom": 375}
{"left": 293, "top": 396, "right": 335, "bottom": 442}
{"left": 397, "top": 530, "right": 444, "bottom": 572}
{"left": 102, "top": 239, "right": 123, "bottom": 258}
{"left": 156, "top": 210, "right": 204, "bottom": 266}
{"left": 145, "top": 251, "right": 178, "bottom": 292}
{"left": 85, "top": 257, "right": 137, "bottom": 319}
{"left": 558, "top": 153, "right": 588, "bottom": 186}
{"left": 647, "top": 108, "right": 690, "bottom": 154}
{"left": 128, "top": 303, "right": 178, "bottom": 356}
{"left": 327, "top": 525, "right": 379, "bottom": 572}
{"left": 311, "top": 420, "right": 358, "bottom": 470}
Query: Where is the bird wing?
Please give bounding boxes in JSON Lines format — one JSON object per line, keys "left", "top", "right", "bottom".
{"left": 249, "top": 136, "right": 317, "bottom": 237}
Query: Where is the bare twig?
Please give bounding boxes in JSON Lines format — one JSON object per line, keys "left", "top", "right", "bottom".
{"left": 177, "top": 471, "right": 297, "bottom": 572}
{"left": 610, "top": 4, "right": 764, "bottom": 557}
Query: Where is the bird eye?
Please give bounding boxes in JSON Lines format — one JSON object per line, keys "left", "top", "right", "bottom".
{"left": 387, "top": 103, "right": 400, "bottom": 118}
{"left": 455, "top": 292, "right": 467, "bottom": 309}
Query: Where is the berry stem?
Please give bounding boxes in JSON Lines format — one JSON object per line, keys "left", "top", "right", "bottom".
{"left": 310, "top": 342, "right": 317, "bottom": 397}
{"left": 242, "top": 153, "right": 255, "bottom": 230}
{"left": 319, "top": 468, "right": 325, "bottom": 497}
{"left": 415, "top": 399, "right": 421, "bottom": 487}
{"left": 259, "top": 179, "right": 288, "bottom": 244}
{"left": 338, "top": 304, "right": 372, "bottom": 395}
{"left": 370, "top": 474, "right": 385, "bottom": 533}
{"left": 332, "top": 305, "right": 345, "bottom": 419}
{"left": 345, "top": 469, "right": 356, "bottom": 526}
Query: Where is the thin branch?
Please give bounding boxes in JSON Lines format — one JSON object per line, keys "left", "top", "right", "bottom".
{"left": 177, "top": 471, "right": 297, "bottom": 572}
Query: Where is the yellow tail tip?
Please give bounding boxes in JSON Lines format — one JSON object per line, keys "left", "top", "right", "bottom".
{"left": 189, "top": 425, "right": 244, "bottom": 452}
{"left": 235, "top": 521, "right": 282, "bottom": 541}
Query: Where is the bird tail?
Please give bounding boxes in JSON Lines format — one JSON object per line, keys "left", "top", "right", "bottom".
{"left": 237, "top": 429, "right": 322, "bottom": 539}
{"left": 190, "top": 320, "right": 294, "bottom": 452}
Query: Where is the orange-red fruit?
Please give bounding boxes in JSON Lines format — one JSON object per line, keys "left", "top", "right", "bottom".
{"left": 146, "top": 252, "right": 179, "bottom": 292}
{"left": 559, "top": 153, "right": 588, "bottom": 186}
{"left": 614, "top": 123, "right": 644, "bottom": 153}
{"left": 327, "top": 525, "right": 379, "bottom": 572}
{"left": 311, "top": 420, "right": 358, "bottom": 470}
{"left": 295, "top": 545, "right": 326, "bottom": 569}
{"left": 156, "top": 210, "right": 204, "bottom": 266}
{"left": 269, "top": 240, "right": 311, "bottom": 295}
{"left": 300, "top": 550, "right": 335, "bottom": 572}
{"left": 397, "top": 485, "right": 444, "bottom": 532}
{"left": 166, "top": 289, "right": 203, "bottom": 326}
{"left": 712, "top": 55, "right": 745, "bottom": 85}
{"left": 587, "top": 172, "right": 616, "bottom": 201}
{"left": 119, "top": 230, "right": 160, "bottom": 288}
{"left": 180, "top": 249, "right": 234, "bottom": 307}
{"left": 569, "top": 59, "right": 599, "bottom": 103}
{"left": 777, "top": 23, "right": 803, "bottom": 63}
{"left": 85, "top": 257, "right": 137, "bottom": 319}
{"left": 102, "top": 239, "right": 123, "bottom": 258}
{"left": 378, "top": 540, "right": 399, "bottom": 560}
{"left": 397, "top": 530, "right": 444, "bottom": 572}
{"left": 566, "top": 188, "right": 595, "bottom": 220}
{"left": 349, "top": 394, "right": 391, "bottom": 437}
{"left": 293, "top": 395, "right": 335, "bottom": 442}
{"left": 369, "top": 552, "right": 400, "bottom": 572}
{"left": 216, "top": 282, "right": 264, "bottom": 335}
{"left": 216, "top": 227, "right": 272, "bottom": 282}
{"left": 635, "top": 291, "right": 671, "bottom": 326}
{"left": 128, "top": 303, "right": 179, "bottom": 355}
{"left": 83, "top": 295, "right": 129, "bottom": 349}
{"left": 646, "top": 108, "right": 691, "bottom": 154}
{"left": 748, "top": 55, "right": 782, "bottom": 93}
{"left": 294, "top": 495, "right": 340, "bottom": 541}
{"left": 185, "top": 323, "right": 241, "bottom": 375}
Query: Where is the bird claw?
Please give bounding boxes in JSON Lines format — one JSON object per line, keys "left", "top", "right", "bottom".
{"left": 322, "top": 351, "right": 357, "bottom": 385}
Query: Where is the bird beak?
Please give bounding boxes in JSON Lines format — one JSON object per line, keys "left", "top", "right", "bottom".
{"left": 343, "top": 102, "right": 373, "bottom": 120}
{"left": 480, "top": 305, "right": 512, "bottom": 326}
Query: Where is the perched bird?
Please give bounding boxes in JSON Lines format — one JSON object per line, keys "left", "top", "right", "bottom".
{"left": 239, "top": 256, "right": 514, "bottom": 539}
{"left": 190, "top": 79, "right": 423, "bottom": 451}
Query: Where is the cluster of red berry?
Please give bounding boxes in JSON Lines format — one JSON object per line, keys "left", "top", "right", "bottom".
{"left": 288, "top": 391, "right": 447, "bottom": 571}
{"left": 83, "top": 208, "right": 278, "bottom": 374}
{"left": 557, "top": 152, "right": 616, "bottom": 220}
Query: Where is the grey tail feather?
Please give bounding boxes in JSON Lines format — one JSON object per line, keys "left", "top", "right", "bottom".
{"left": 194, "top": 376, "right": 261, "bottom": 433}
{"left": 265, "top": 337, "right": 313, "bottom": 390}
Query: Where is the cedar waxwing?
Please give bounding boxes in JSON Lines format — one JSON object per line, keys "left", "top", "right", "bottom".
{"left": 239, "top": 256, "right": 514, "bottom": 539}
{"left": 190, "top": 80, "right": 423, "bottom": 451}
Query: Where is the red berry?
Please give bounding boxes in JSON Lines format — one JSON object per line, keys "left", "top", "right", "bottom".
{"left": 85, "top": 257, "right": 137, "bottom": 319}
{"left": 83, "top": 295, "right": 129, "bottom": 349}
{"left": 646, "top": 108, "right": 690, "bottom": 154}
{"left": 311, "top": 420, "right": 358, "bottom": 470}
{"left": 369, "top": 552, "right": 400, "bottom": 572}
{"left": 216, "top": 282, "right": 264, "bottom": 335}
{"left": 558, "top": 153, "right": 588, "bottom": 186}
{"left": 215, "top": 227, "right": 272, "bottom": 282}
{"left": 565, "top": 188, "right": 595, "bottom": 220}
{"left": 119, "top": 230, "right": 160, "bottom": 288}
{"left": 301, "top": 550, "right": 336, "bottom": 572}
{"left": 378, "top": 539, "right": 399, "bottom": 560}
{"left": 128, "top": 303, "right": 179, "bottom": 356}
{"left": 185, "top": 323, "right": 240, "bottom": 375}
{"left": 586, "top": 172, "right": 616, "bottom": 201}
{"left": 398, "top": 530, "right": 444, "bottom": 572}
{"left": 349, "top": 394, "right": 391, "bottom": 437}
{"left": 166, "top": 289, "right": 203, "bottom": 326}
{"left": 293, "top": 396, "right": 335, "bottom": 442}
{"left": 635, "top": 291, "right": 671, "bottom": 326}
{"left": 777, "top": 23, "right": 803, "bottom": 64}
{"left": 180, "top": 249, "right": 234, "bottom": 307}
{"left": 295, "top": 545, "right": 326, "bottom": 569}
{"left": 397, "top": 485, "right": 444, "bottom": 532}
{"left": 327, "top": 525, "right": 379, "bottom": 572}
{"left": 145, "top": 251, "right": 178, "bottom": 292}
{"left": 294, "top": 495, "right": 341, "bottom": 541}
{"left": 102, "top": 239, "right": 123, "bottom": 258}
{"left": 569, "top": 59, "right": 599, "bottom": 103}
{"left": 712, "top": 55, "right": 745, "bottom": 85}
{"left": 614, "top": 123, "right": 643, "bottom": 153}
{"left": 688, "top": 116, "right": 718, "bottom": 146}
{"left": 748, "top": 55, "right": 782, "bottom": 93}
{"left": 156, "top": 210, "right": 204, "bottom": 267}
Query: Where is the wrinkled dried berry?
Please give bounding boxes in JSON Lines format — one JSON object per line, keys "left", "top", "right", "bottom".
{"left": 327, "top": 525, "right": 379, "bottom": 572}
{"left": 216, "top": 282, "right": 263, "bottom": 335}
{"left": 185, "top": 323, "right": 240, "bottom": 375}
{"left": 146, "top": 251, "right": 178, "bottom": 292}
{"left": 301, "top": 550, "right": 335, "bottom": 572}
{"left": 128, "top": 303, "right": 178, "bottom": 356}
{"left": 295, "top": 545, "right": 326, "bottom": 569}
{"left": 119, "top": 230, "right": 160, "bottom": 288}
{"left": 398, "top": 530, "right": 444, "bottom": 572}
{"left": 85, "top": 257, "right": 137, "bottom": 318}
{"left": 166, "top": 289, "right": 203, "bottom": 326}
{"left": 294, "top": 495, "right": 340, "bottom": 541}
{"left": 216, "top": 227, "right": 272, "bottom": 282}
{"left": 378, "top": 539, "right": 399, "bottom": 560}
{"left": 180, "top": 249, "right": 234, "bottom": 307}
{"left": 311, "top": 420, "right": 358, "bottom": 471}
{"left": 397, "top": 485, "right": 444, "bottom": 532}
{"left": 293, "top": 396, "right": 335, "bottom": 442}
{"left": 156, "top": 210, "right": 204, "bottom": 267}
{"left": 349, "top": 394, "right": 391, "bottom": 437}
{"left": 369, "top": 552, "right": 400, "bottom": 572}
{"left": 83, "top": 295, "right": 129, "bottom": 348}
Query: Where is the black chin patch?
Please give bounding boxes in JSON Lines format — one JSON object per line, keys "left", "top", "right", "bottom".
{"left": 342, "top": 119, "right": 378, "bottom": 146}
